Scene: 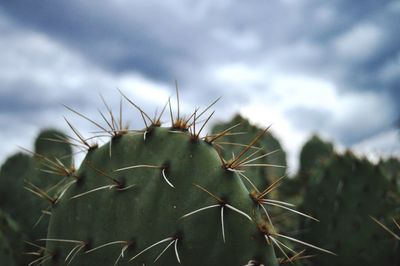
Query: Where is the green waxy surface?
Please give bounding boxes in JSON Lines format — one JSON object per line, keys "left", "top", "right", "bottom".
{"left": 45, "top": 127, "right": 279, "bottom": 265}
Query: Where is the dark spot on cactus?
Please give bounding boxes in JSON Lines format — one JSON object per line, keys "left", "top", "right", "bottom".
{"left": 75, "top": 172, "right": 86, "bottom": 186}
{"left": 51, "top": 249, "right": 62, "bottom": 263}
{"left": 352, "top": 220, "right": 360, "bottom": 232}
{"left": 116, "top": 176, "right": 127, "bottom": 190}
{"left": 334, "top": 240, "right": 341, "bottom": 251}
{"left": 83, "top": 239, "right": 93, "bottom": 252}
{"left": 87, "top": 144, "right": 99, "bottom": 152}
{"left": 162, "top": 161, "right": 171, "bottom": 173}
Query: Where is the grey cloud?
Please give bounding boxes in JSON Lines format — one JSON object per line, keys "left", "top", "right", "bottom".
{"left": 0, "top": 0, "right": 398, "bottom": 164}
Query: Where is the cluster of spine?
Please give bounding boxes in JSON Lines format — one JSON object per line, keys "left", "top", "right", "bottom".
{"left": 299, "top": 152, "right": 399, "bottom": 266}
{"left": 0, "top": 129, "right": 73, "bottom": 265}
{"left": 210, "top": 114, "right": 287, "bottom": 191}
{"left": 12, "top": 91, "right": 332, "bottom": 266}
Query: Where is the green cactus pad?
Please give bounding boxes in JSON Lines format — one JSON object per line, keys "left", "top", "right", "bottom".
{"left": 298, "top": 135, "right": 334, "bottom": 182}
{"left": 300, "top": 152, "right": 399, "bottom": 266}
{"left": 44, "top": 126, "right": 280, "bottom": 265}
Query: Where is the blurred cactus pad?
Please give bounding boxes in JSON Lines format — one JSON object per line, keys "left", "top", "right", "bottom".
{"left": 0, "top": 129, "right": 73, "bottom": 265}
{"left": 300, "top": 152, "right": 400, "bottom": 266}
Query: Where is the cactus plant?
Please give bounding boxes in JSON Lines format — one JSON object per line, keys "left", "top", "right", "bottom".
{"left": 300, "top": 152, "right": 399, "bottom": 266}
{"left": 35, "top": 92, "right": 332, "bottom": 266}
{"left": 0, "top": 129, "right": 74, "bottom": 265}
{"left": 0, "top": 129, "right": 73, "bottom": 241}
{"left": 298, "top": 135, "right": 334, "bottom": 183}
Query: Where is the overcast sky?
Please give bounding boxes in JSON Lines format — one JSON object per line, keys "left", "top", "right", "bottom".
{"left": 0, "top": 0, "right": 399, "bottom": 173}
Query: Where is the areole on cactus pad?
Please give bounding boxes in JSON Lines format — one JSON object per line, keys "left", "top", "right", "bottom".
{"left": 29, "top": 88, "right": 334, "bottom": 266}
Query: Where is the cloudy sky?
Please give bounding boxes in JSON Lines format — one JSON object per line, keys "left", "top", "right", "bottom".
{"left": 0, "top": 0, "right": 399, "bottom": 173}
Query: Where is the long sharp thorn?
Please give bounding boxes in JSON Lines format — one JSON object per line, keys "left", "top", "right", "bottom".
{"left": 118, "top": 88, "right": 152, "bottom": 124}
{"left": 162, "top": 169, "right": 175, "bottom": 188}
{"left": 269, "top": 236, "right": 291, "bottom": 261}
{"left": 193, "top": 183, "right": 223, "bottom": 203}
{"left": 258, "top": 175, "right": 286, "bottom": 199}
{"left": 114, "top": 164, "right": 161, "bottom": 172}
{"left": 129, "top": 237, "right": 174, "bottom": 262}
{"left": 180, "top": 204, "right": 220, "bottom": 219}
{"left": 207, "top": 122, "right": 242, "bottom": 143}
{"left": 229, "top": 125, "right": 272, "bottom": 168}
{"left": 175, "top": 80, "right": 180, "bottom": 122}
{"left": 196, "top": 110, "right": 215, "bottom": 138}
{"left": 238, "top": 148, "right": 281, "bottom": 167}
{"left": 194, "top": 96, "right": 221, "bottom": 121}
{"left": 85, "top": 241, "right": 127, "bottom": 254}
{"left": 168, "top": 98, "right": 174, "bottom": 127}
{"left": 174, "top": 239, "right": 181, "bottom": 264}
{"left": 221, "top": 206, "right": 226, "bottom": 243}
{"left": 154, "top": 240, "right": 174, "bottom": 263}
{"left": 370, "top": 216, "right": 400, "bottom": 240}
{"left": 225, "top": 204, "right": 253, "bottom": 221}
{"left": 264, "top": 202, "right": 319, "bottom": 221}
{"left": 63, "top": 104, "right": 110, "bottom": 134}
{"left": 275, "top": 233, "right": 336, "bottom": 255}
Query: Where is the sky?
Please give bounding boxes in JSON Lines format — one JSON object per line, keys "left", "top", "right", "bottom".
{"left": 0, "top": 0, "right": 399, "bottom": 173}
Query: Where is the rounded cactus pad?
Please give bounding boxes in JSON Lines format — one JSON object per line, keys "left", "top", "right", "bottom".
{"left": 45, "top": 127, "right": 278, "bottom": 265}
{"left": 34, "top": 129, "right": 73, "bottom": 166}
{"left": 298, "top": 134, "right": 334, "bottom": 182}
{"left": 37, "top": 91, "right": 333, "bottom": 265}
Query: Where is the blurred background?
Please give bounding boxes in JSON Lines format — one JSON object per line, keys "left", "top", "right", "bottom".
{"left": 0, "top": 0, "right": 399, "bottom": 172}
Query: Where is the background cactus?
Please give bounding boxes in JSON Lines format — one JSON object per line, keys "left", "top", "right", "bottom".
{"left": 299, "top": 152, "right": 399, "bottom": 266}
{"left": 0, "top": 129, "right": 73, "bottom": 265}
{"left": 279, "top": 135, "right": 335, "bottom": 205}
{"left": 298, "top": 135, "right": 334, "bottom": 183}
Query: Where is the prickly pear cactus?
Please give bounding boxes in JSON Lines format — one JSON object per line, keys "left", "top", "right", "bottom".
{"left": 0, "top": 152, "right": 33, "bottom": 223}
{"left": 298, "top": 135, "right": 334, "bottom": 182}
{"left": 300, "top": 152, "right": 399, "bottom": 266}
{"left": 0, "top": 129, "right": 73, "bottom": 240}
{"left": 0, "top": 129, "right": 74, "bottom": 266}
{"left": 211, "top": 114, "right": 287, "bottom": 191}
{"left": 379, "top": 157, "right": 400, "bottom": 193}
{"left": 38, "top": 94, "right": 331, "bottom": 266}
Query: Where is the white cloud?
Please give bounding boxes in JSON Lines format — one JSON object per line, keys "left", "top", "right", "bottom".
{"left": 0, "top": 21, "right": 173, "bottom": 164}
{"left": 210, "top": 62, "right": 395, "bottom": 171}
{"left": 333, "top": 23, "right": 384, "bottom": 62}
{"left": 352, "top": 129, "right": 400, "bottom": 163}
